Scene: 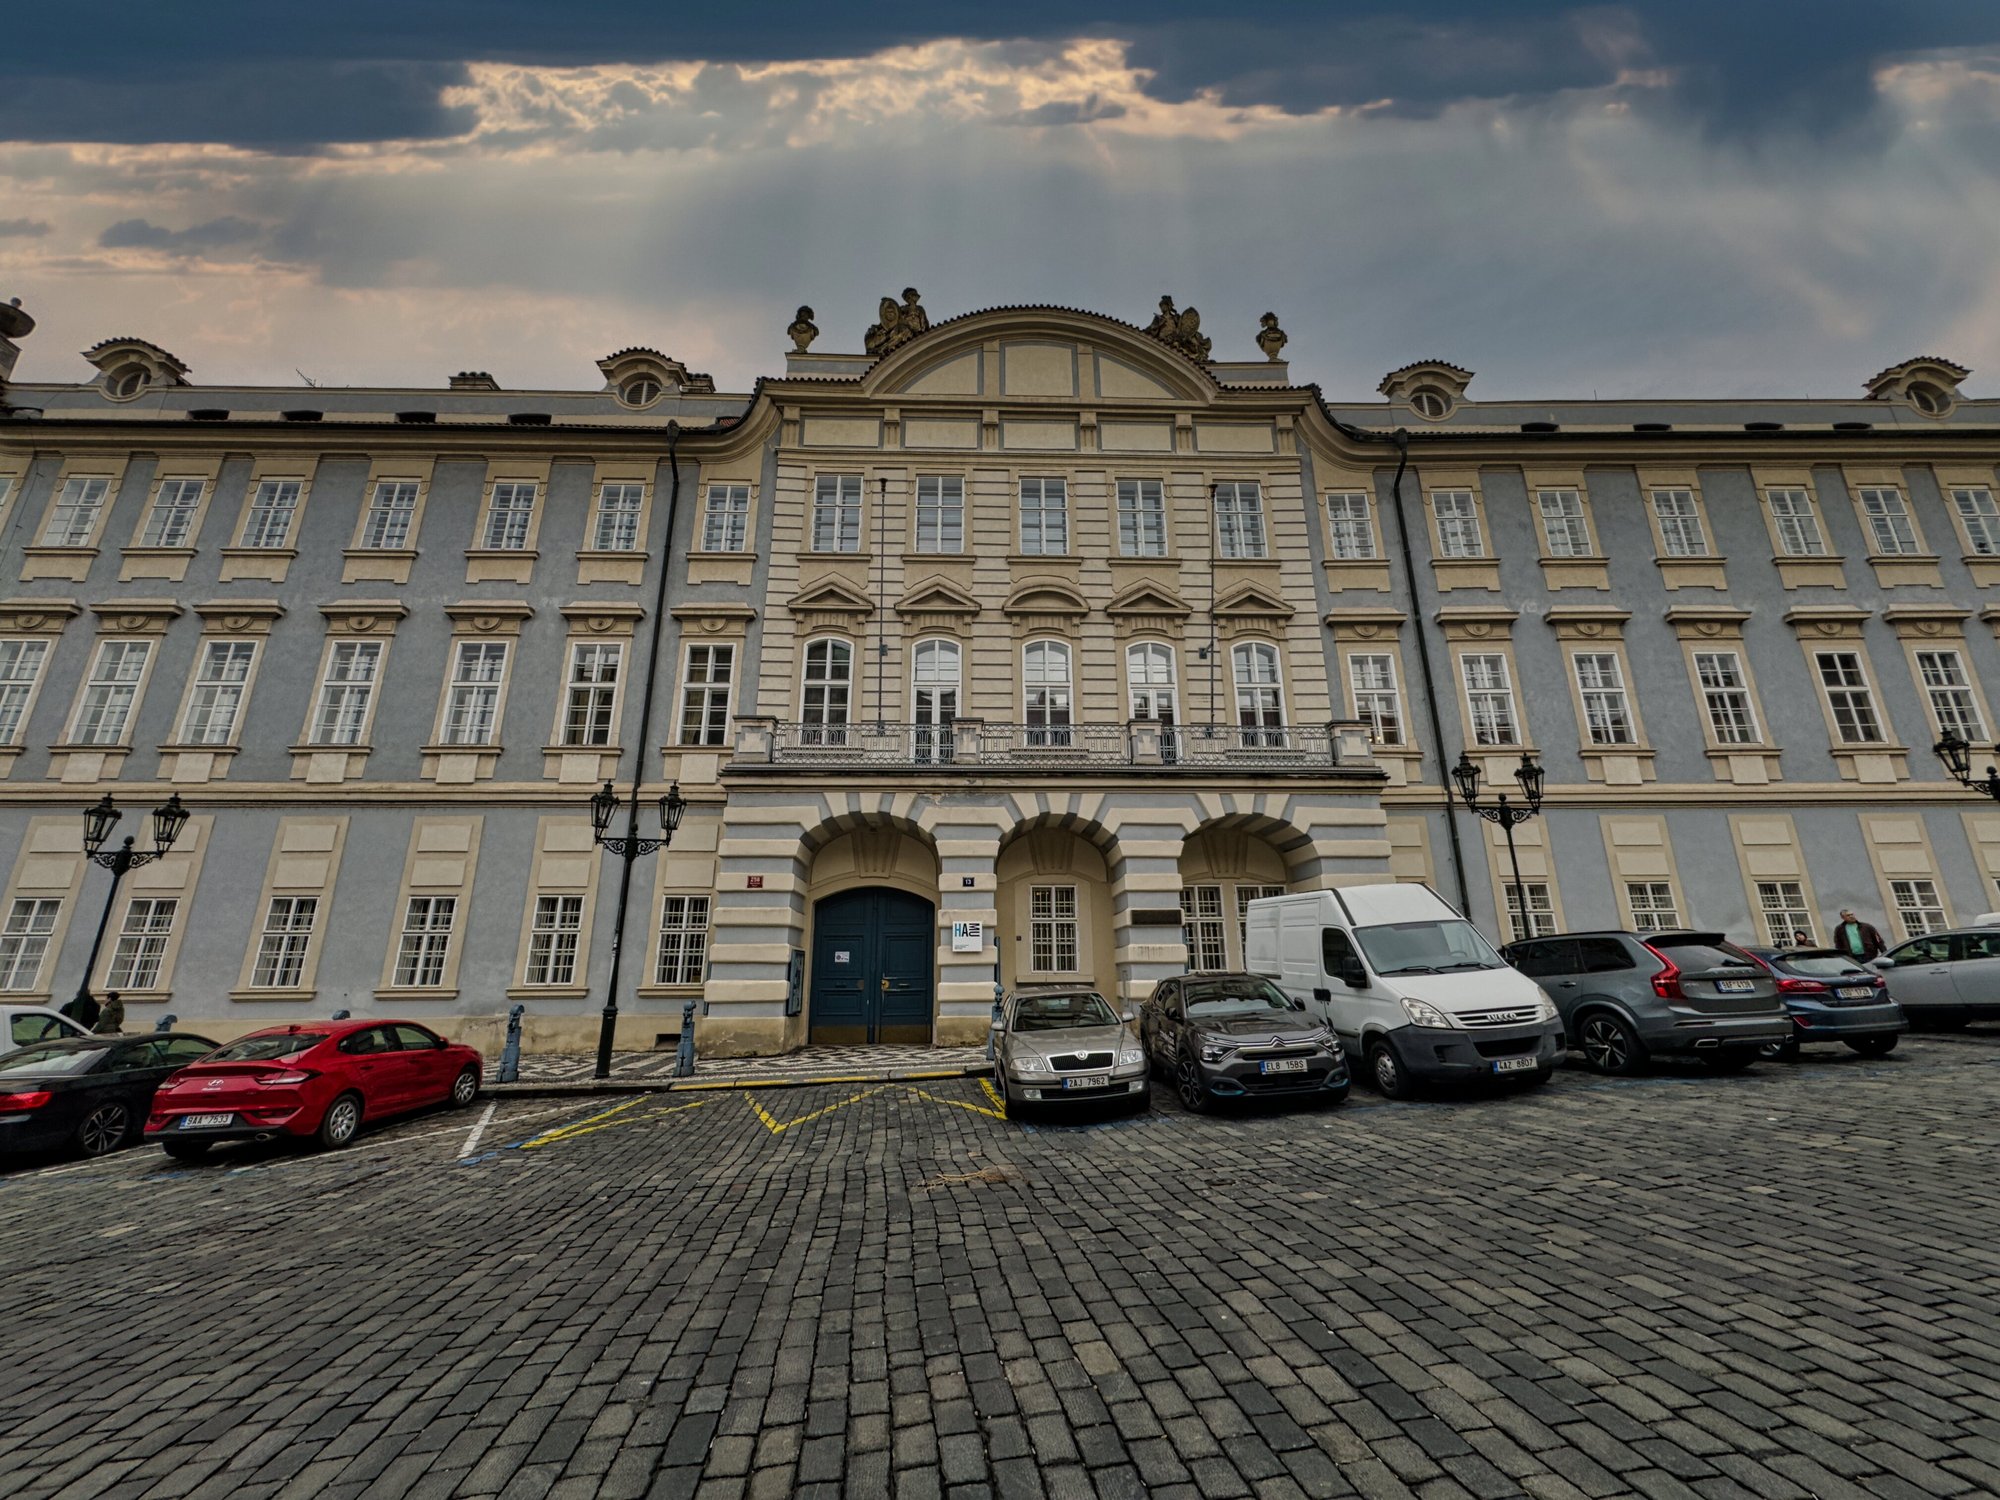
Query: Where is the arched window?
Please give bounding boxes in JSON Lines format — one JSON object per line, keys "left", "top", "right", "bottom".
{"left": 1231, "top": 642, "right": 1285, "bottom": 747}
{"left": 1128, "top": 642, "right": 1179, "bottom": 761}
{"left": 105, "top": 365, "right": 151, "bottom": 401}
{"left": 800, "top": 639, "right": 852, "bottom": 745}
{"left": 1410, "top": 386, "right": 1452, "bottom": 420}
{"left": 618, "top": 375, "right": 663, "bottom": 408}
{"left": 1024, "top": 641, "right": 1073, "bottom": 748}
{"left": 912, "top": 639, "right": 960, "bottom": 763}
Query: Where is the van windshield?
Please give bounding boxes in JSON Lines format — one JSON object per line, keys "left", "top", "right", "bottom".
{"left": 1354, "top": 920, "right": 1504, "bottom": 976}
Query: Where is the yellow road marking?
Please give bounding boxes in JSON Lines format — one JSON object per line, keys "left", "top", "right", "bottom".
{"left": 523, "top": 1097, "right": 712, "bottom": 1148}
{"left": 745, "top": 1085, "right": 894, "bottom": 1134}
{"left": 905, "top": 1085, "right": 1008, "bottom": 1121}
{"left": 980, "top": 1077, "right": 1009, "bottom": 1117}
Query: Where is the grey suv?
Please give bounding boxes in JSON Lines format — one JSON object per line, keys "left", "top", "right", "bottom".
{"left": 1501, "top": 930, "right": 1790, "bottom": 1074}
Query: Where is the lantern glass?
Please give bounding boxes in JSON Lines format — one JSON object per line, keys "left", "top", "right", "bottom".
{"left": 1514, "top": 753, "right": 1546, "bottom": 809}
{"left": 589, "top": 781, "right": 618, "bottom": 842}
{"left": 1450, "top": 753, "right": 1481, "bottom": 806}
{"left": 82, "top": 794, "right": 121, "bottom": 854}
{"left": 1936, "top": 732, "right": 1973, "bottom": 782}
{"left": 660, "top": 782, "right": 687, "bottom": 836}
{"left": 151, "top": 793, "right": 189, "bottom": 852}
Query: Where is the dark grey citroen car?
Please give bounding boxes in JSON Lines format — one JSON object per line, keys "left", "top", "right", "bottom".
{"left": 1140, "top": 973, "right": 1349, "bottom": 1112}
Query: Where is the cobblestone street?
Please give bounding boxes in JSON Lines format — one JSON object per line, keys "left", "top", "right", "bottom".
{"left": 7, "top": 1036, "right": 2000, "bottom": 1500}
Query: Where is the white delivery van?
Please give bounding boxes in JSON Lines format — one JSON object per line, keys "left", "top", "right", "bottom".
{"left": 1245, "top": 885, "right": 1564, "bottom": 1098}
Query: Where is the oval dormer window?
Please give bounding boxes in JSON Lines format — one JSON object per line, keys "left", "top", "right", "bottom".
{"left": 619, "top": 375, "right": 663, "bottom": 409}
{"left": 105, "top": 364, "right": 151, "bottom": 401}
{"left": 1909, "top": 381, "right": 1952, "bottom": 417}
{"left": 1410, "top": 386, "right": 1452, "bottom": 420}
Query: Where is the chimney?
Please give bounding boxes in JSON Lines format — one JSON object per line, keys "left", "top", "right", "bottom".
{"left": 449, "top": 371, "right": 500, "bottom": 392}
{"left": 0, "top": 298, "right": 33, "bottom": 390}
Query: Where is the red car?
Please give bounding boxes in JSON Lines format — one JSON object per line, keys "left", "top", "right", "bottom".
{"left": 146, "top": 1019, "right": 482, "bottom": 1159}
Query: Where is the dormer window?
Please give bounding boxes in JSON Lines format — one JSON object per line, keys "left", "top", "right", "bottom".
{"left": 1909, "top": 381, "right": 1952, "bottom": 417}
{"left": 619, "top": 375, "right": 663, "bottom": 409}
{"left": 1410, "top": 386, "right": 1452, "bottom": 420}
{"left": 105, "top": 364, "right": 151, "bottom": 401}
{"left": 1378, "top": 360, "right": 1474, "bottom": 418}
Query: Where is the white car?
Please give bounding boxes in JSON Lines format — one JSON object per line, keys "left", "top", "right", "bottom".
{"left": 0, "top": 1005, "right": 93, "bottom": 1058}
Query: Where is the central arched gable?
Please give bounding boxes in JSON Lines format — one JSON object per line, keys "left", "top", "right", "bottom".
{"left": 859, "top": 306, "right": 1222, "bottom": 405}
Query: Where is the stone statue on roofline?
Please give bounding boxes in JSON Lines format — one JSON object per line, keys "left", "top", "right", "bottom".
{"left": 864, "top": 287, "right": 929, "bottom": 356}
{"left": 1144, "top": 295, "right": 1212, "bottom": 362}
{"left": 788, "top": 306, "right": 819, "bottom": 352}
{"left": 1256, "top": 312, "right": 1288, "bottom": 363}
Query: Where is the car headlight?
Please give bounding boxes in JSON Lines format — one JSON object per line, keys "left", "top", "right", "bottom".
{"left": 1199, "top": 1041, "right": 1232, "bottom": 1063}
{"left": 1012, "top": 1054, "right": 1049, "bottom": 1073}
{"left": 1118, "top": 1047, "right": 1144, "bottom": 1066}
{"left": 1400, "top": 996, "right": 1456, "bottom": 1029}
{"left": 1534, "top": 991, "right": 1559, "bottom": 1023}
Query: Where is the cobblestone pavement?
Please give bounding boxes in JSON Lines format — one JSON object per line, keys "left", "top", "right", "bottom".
{"left": 510, "top": 1044, "right": 991, "bottom": 1084}
{"left": 7, "top": 1035, "right": 2000, "bottom": 1500}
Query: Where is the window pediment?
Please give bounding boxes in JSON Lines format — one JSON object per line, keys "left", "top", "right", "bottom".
{"left": 1002, "top": 577, "right": 1091, "bottom": 622}
{"left": 1105, "top": 580, "right": 1191, "bottom": 636}
{"left": 1212, "top": 582, "right": 1293, "bottom": 622}
{"left": 895, "top": 576, "right": 981, "bottom": 624}
{"left": 787, "top": 576, "right": 875, "bottom": 632}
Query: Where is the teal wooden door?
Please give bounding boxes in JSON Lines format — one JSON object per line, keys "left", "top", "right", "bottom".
{"left": 809, "top": 888, "right": 935, "bottom": 1044}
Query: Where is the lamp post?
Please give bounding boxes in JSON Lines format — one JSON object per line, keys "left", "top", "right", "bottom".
{"left": 71, "top": 793, "right": 189, "bottom": 1011}
{"left": 587, "top": 778, "right": 687, "bottom": 1079}
{"left": 1934, "top": 730, "right": 2000, "bottom": 801}
{"left": 1450, "top": 752, "right": 1546, "bottom": 941}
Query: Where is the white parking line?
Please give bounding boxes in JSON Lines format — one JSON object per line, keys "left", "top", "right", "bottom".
{"left": 458, "top": 1101, "right": 497, "bottom": 1160}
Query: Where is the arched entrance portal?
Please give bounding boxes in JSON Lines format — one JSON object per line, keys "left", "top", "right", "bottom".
{"left": 1179, "top": 824, "right": 1292, "bottom": 973}
{"left": 808, "top": 887, "right": 937, "bottom": 1044}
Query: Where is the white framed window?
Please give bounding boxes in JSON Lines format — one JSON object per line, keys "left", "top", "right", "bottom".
{"left": 913, "top": 639, "right": 960, "bottom": 763}
{"left": 560, "top": 642, "right": 623, "bottom": 748}
{"left": 915, "top": 476, "right": 964, "bottom": 554}
{"left": 392, "top": 896, "right": 456, "bottom": 988}
{"left": 1127, "top": 643, "right": 1178, "bottom": 725}
{"left": 1019, "top": 478, "right": 1068, "bottom": 556}
{"left": 1214, "top": 482, "right": 1267, "bottom": 560}
{"left": 72, "top": 640, "right": 152, "bottom": 745}
{"left": 359, "top": 480, "right": 420, "bottom": 550}
{"left": 594, "top": 482, "right": 648, "bottom": 552}
{"left": 441, "top": 641, "right": 508, "bottom": 747}
{"left": 140, "top": 478, "right": 206, "bottom": 548}
{"left": 1756, "top": 882, "right": 1814, "bottom": 946}
{"left": 1180, "top": 886, "right": 1227, "bottom": 972}
{"left": 0, "top": 639, "right": 50, "bottom": 745}
{"left": 678, "top": 643, "right": 734, "bottom": 747}
{"left": 1814, "top": 651, "right": 1885, "bottom": 744}
{"left": 1029, "top": 885, "right": 1079, "bottom": 972}
{"left": 42, "top": 477, "right": 111, "bottom": 547}
{"left": 1916, "top": 650, "right": 1985, "bottom": 741}
{"left": 811, "top": 475, "right": 862, "bottom": 553}
{"left": 0, "top": 898, "right": 62, "bottom": 992}
{"left": 105, "top": 897, "right": 178, "bottom": 990}
{"left": 481, "top": 481, "right": 539, "bottom": 550}
{"left": 1891, "top": 879, "right": 1947, "bottom": 938}
{"left": 1572, "top": 653, "right": 1635, "bottom": 746}
{"left": 1536, "top": 489, "right": 1591, "bottom": 557}
{"left": 252, "top": 896, "right": 318, "bottom": 989}
{"left": 1235, "top": 885, "right": 1284, "bottom": 955}
{"left": 1460, "top": 654, "right": 1519, "bottom": 746}
{"left": 1023, "top": 641, "right": 1073, "bottom": 747}
{"left": 179, "top": 640, "right": 256, "bottom": 745}
{"left": 1118, "top": 480, "right": 1167, "bottom": 558}
{"left": 241, "top": 480, "right": 303, "bottom": 549}
{"left": 800, "top": 639, "right": 851, "bottom": 743}
{"left": 1951, "top": 486, "right": 2000, "bottom": 556}
{"left": 1233, "top": 642, "right": 1286, "bottom": 745}
{"left": 698, "top": 483, "right": 749, "bottom": 553}
{"left": 1326, "top": 491, "right": 1376, "bottom": 560}
{"left": 1625, "top": 883, "right": 1679, "bottom": 933}
{"left": 310, "top": 640, "right": 384, "bottom": 745}
{"left": 1348, "top": 653, "right": 1404, "bottom": 746}
{"left": 1505, "top": 883, "right": 1556, "bottom": 942}
{"left": 1651, "top": 489, "right": 1709, "bottom": 557}
{"left": 655, "top": 895, "right": 710, "bottom": 986}
{"left": 1694, "top": 651, "right": 1760, "bottom": 744}
{"left": 525, "top": 895, "right": 584, "bottom": 986}
{"left": 1767, "top": 488, "right": 1826, "bottom": 556}
{"left": 1432, "top": 490, "right": 1484, "bottom": 558}
{"left": 1858, "top": 487, "right": 1919, "bottom": 555}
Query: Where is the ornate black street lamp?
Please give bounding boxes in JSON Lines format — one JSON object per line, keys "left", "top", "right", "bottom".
{"left": 71, "top": 793, "right": 189, "bottom": 1010}
{"left": 1934, "top": 730, "right": 2000, "bottom": 802}
{"left": 587, "top": 779, "right": 687, "bottom": 1079}
{"left": 1450, "top": 752, "right": 1546, "bottom": 941}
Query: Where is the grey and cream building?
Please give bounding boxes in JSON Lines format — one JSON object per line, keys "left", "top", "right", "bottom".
{"left": 1, "top": 291, "right": 1996, "bottom": 1055}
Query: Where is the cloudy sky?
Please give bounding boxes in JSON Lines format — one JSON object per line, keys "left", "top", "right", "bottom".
{"left": 5, "top": 3, "right": 1999, "bottom": 402}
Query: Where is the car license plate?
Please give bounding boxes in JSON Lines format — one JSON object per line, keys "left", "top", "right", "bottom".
{"left": 1062, "top": 1075, "right": 1109, "bottom": 1090}
{"left": 1260, "top": 1058, "right": 1308, "bottom": 1074}
{"left": 1492, "top": 1057, "right": 1538, "bottom": 1074}
{"left": 180, "top": 1113, "right": 234, "bottom": 1130}
{"left": 1715, "top": 979, "right": 1755, "bottom": 993}
{"left": 1837, "top": 987, "right": 1874, "bottom": 1000}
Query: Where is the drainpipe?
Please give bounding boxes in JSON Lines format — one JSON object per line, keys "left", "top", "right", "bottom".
{"left": 1383, "top": 428, "right": 1471, "bottom": 911}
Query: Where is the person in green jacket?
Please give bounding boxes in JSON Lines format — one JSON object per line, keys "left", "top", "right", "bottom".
{"left": 1832, "top": 909, "right": 1887, "bottom": 962}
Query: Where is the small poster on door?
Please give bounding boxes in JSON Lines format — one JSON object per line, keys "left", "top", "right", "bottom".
{"left": 950, "top": 921, "right": 985, "bottom": 953}
{"left": 833, "top": 951, "right": 850, "bottom": 964}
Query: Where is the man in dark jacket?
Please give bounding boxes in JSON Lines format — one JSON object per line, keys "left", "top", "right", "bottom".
{"left": 59, "top": 992, "right": 101, "bottom": 1031}
{"left": 1833, "top": 909, "right": 1887, "bottom": 962}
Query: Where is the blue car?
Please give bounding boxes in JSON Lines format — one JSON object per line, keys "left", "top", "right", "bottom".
{"left": 1744, "top": 947, "right": 1906, "bottom": 1060}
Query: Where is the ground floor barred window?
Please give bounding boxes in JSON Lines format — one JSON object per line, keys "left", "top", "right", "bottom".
{"left": 1180, "top": 886, "right": 1227, "bottom": 972}
{"left": 1029, "top": 885, "right": 1079, "bottom": 973}
{"left": 252, "top": 897, "right": 318, "bottom": 989}
{"left": 1504, "top": 882, "right": 1556, "bottom": 942}
{"left": 1624, "top": 883, "right": 1678, "bottom": 933}
{"left": 108, "top": 898, "right": 178, "bottom": 990}
{"left": 656, "top": 896, "right": 711, "bottom": 986}
{"left": 392, "top": 896, "right": 457, "bottom": 988}
{"left": 1891, "top": 879, "right": 1947, "bottom": 938}
{"left": 526, "top": 896, "right": 585, "bottom": 986}
{"left": 1754, "top": 882, "right": 1813, "bottom": 946}
{"left": 0, "top": 898, "right": 61, "bottom": 992}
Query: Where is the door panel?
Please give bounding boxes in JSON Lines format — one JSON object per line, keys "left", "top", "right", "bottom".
{"left": 809, "top": 887, "right": 937, "bottom": 1044}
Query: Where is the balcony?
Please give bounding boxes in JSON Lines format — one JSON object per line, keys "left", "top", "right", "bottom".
{"left": 727, "top": 717, "right": 1380, "bottom": 773}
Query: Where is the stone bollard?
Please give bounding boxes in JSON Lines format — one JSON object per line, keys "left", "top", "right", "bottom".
{"left": 675, "top": 999, "right": 698, "bottom": 1078}
{"left": 154, "top": 1013, "right": 177, "bottom": 1033}
{"left": 987, "top": 980, "right": 1005, "bottom": 1060}
{"left": 498, "top": 1002, "right": 526, "bottom": 1084}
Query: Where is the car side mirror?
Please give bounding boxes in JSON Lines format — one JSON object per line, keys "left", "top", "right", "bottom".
{"left": 989, "top": 1018, "right": 1005, "bottom": 1033}
{"left": 1312, "top": 987, "right": 1332, "bottom": 1004}
{"left": 1871, "top": 958, "right": 1893, "bottom": 971}
{"left": 1341, "top": 962, "right": 1369, "bottom": 989}
{"left": 1121, "top": 1009, "right": 1137, "bottom": 1024}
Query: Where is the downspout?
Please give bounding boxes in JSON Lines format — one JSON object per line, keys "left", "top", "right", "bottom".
{"left": 1383, "top": 427, "right": 1471, "bottom": 911}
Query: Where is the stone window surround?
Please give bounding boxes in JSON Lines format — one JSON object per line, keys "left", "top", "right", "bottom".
{"left": 508, "top": 816, "right": 602, "bottom": 1000}
{"left": 1320, "top": 471, "right": 1392, "bottom": 593}
{"left": 219, "top": 459, "right": 316, "bottom": 584}
{"left": 1599, "top": 815, "right": 1689, "bottom": 935}
{"left": 290, "top": 600, "right": 410, "bottom": 785}
{"left": 1839, "top": 463, "right": 1943, "bottom": 589}
{"left": 1882, "top": 605, "right": 1994, "bottom": 750}
{"left": 1638, "top": 466, "right": 1728, "bottom": 590}
{"left": 544, "top": 602, "right": 646, "bottom": 784}
{"left": 1784, "top": 604, "right": 1907, "bottom": 784}
{"left": 1933, "top": 462, "right": 2000, "bottom": 588}
{"left": 158, "top": 599, "right": 285, "bottom": 785}
{"left": 1324, "top": 607, "right": 1420, "bottom": 783}
{"left": 1545, "top": 606, "right": 1655, "bottom": 785}
{"left": 1728, "top": 813, "right": 1824, "bottom": 948}
{"left": 50, "top": 599, "right": 182, "bottom": 784}
{"left": 342, "top": 456, "right": 438, "bottom": 586}
{"left": 582, "top": 458, "right": 661, "bottom": 586}
{"left": 1858, "top": 812, "right": 1956, "bottom": 940}
{"left": 0, "top": 816, "right": 88, "bottom": 1002}
{"left": 231, "top": 815, "right": 349, "bottom": 1002}
{"left": 466, "top": 459, "right": 554, "bottom": 584}
{"left": 374, "top": 815, "right": 485, "bottom": 1002}
{"left": 1750, "top": 465, "right": 1847, "bottom": 589}
{"left": 1436, "top": 607, "right": 1531, "bottom": 766}
{"left": 423, "top": 601, "right": 534, "bottom": 784}
{"left": 1421, "top": 467, "right": 1499, "bottom": 591}
{"left": 0, "top": 598, "right": 82, "bottom": 778}
{"left": 121, "top": 453, "right": 225, "bottom": 584}
{"left": 1525, "top": 466, "right": 1610, "bottom": 592}
{"left": 87, "top": 813, "right": 214, "bottom": 1004}
{"left": 1665, "top": 605, "right": 1783, "bottom": 786}
{"left": 20, "top": 456, "right": 132, "bottom": 583}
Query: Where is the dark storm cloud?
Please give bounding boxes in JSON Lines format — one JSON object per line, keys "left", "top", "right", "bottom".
{"left": 99, "top": 216, "right": 265, "bottom": 253}
{"left": 0, "top": 218, "right": 52, "bottom": 237}
{"left": 6, "top": 2, "right": 1998, "bottom": 148}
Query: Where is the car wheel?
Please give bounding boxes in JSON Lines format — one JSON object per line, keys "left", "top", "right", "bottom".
{"left": 75, "top": 1102, "right": 131, "bottom": 1157}
{"left": 161, "top": 1139, "right": 210, "bottom": 1162}
{"left": 1368, "top": 1041, "right": 1414, "bottom": 1100}
{"left": 1175, "top": 1056, "right": 1211, "bottom": 1113}
{"left": 317, "top": 1092, "right": 363, "bottom": 1150}
{"left": 1702, "top": 1049, "right": 1758, "bottom": 1073}
{"left": 1578, "top": 1012, "right": 1645, "bottom": 1076}
{"left": 448, "top": 1066, "right": 481, "bottom": 1108}
{"left": 1759, "top": 1034, "right": 1801, "bottom": 1063}
{"left": 1845, "top": 1034, "right": 1899, "bottom": 1057}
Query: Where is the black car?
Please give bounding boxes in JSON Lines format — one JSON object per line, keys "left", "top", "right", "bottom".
{"left": 1141, "top": 972, "right": 1348, "bottom": 1112}
{"left": 1743, "top": 947, "right": 1906, "bottom": 1060}
{"left": 0, "top": 1033, "right": 220, "bottom": 1158}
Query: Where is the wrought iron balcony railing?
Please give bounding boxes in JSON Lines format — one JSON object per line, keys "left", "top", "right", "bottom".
{"left": 728, "top": 717, "right": 1379, "bottom": 772}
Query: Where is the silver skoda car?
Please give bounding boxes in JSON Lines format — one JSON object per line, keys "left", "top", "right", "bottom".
{"left": 992, "top": 986, "right": 1150, "bottom": 1113}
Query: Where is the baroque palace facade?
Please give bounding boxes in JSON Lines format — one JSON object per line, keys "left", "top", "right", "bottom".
{"left": 0, "top": 292, "right": 1997, "bottom": 1055}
